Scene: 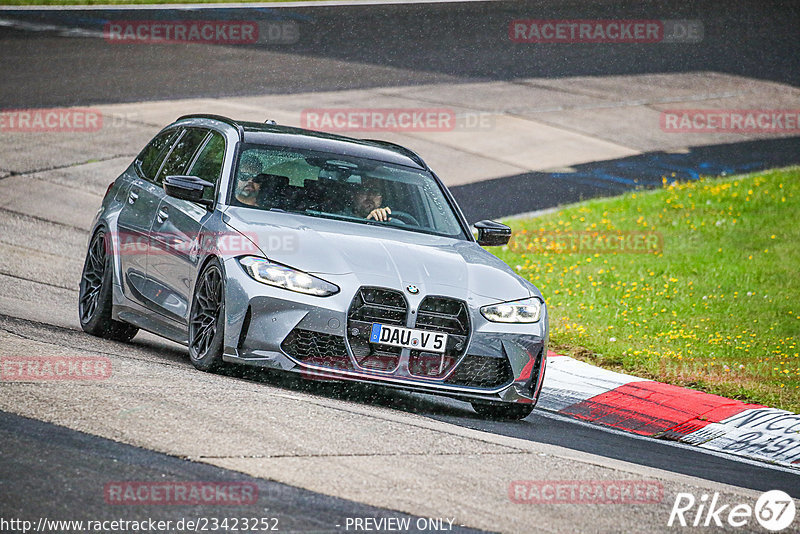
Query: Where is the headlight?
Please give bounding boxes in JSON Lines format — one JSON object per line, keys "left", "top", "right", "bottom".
{"left": 480, "top": 298, "right": 542, "bottom": 323}
{"left": 238, "top": 256, "right": 339, "bottom": 297}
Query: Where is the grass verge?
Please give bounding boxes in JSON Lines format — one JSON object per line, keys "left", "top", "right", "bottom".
{"left": 492, "top": 166, "right": 800, "bottom": 412}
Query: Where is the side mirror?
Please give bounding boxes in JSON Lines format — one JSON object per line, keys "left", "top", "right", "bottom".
{"left": 163, "top": 175, "right": 214, "bottom": 208}
{"left": 474, "top": 220, "right": 511, "bottom": 246}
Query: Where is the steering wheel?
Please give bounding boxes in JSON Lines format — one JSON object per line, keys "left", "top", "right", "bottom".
{"left": 389, "top": 210, "right": 420, "bottom": 226}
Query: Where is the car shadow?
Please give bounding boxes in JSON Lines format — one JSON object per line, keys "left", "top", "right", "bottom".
{"left": 214, "top": 362, "right": 484, "bottom": 419}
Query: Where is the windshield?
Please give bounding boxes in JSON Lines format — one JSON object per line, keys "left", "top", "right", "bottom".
{"left": 228, "top": 144, "right": 467, "bottom": 239}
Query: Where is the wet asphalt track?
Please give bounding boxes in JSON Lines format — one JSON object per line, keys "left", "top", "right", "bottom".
{"left": 0, "top": 410, "right": 486, "bottom": 533}
{"left": 1, "top": 0, "right": 799, "bottom": 106}
{"left": 2, "top": 0, "right": 799, "bottom": 220}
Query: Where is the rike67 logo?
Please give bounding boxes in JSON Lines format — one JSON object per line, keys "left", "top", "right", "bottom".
{"left": 668, "top": 490, "right": 796, "bottom": 531}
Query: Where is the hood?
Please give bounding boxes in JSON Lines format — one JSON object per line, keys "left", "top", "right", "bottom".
{"left": 223, "top": 207, "right": 536, "bottom": 303}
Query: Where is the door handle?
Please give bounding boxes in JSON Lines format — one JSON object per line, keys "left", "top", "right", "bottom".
{"left": 157, "top": 208, "right": 169, "bottom": 223}
{"left": 127, "top": 189, "right": 139, "bottom": 204}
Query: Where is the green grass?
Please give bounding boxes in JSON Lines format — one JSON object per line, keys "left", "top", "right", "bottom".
{"left": 491, "top": 167, "right": 800, "bottom": 412}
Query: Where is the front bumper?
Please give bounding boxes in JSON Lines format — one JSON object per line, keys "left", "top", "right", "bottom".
{"left": 221, "top": 258, "right": 548, "bottom": 405}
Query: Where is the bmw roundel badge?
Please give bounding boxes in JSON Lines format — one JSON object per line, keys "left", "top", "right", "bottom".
{"left": 406, "top": 284, "right": 419, "bottom": 294}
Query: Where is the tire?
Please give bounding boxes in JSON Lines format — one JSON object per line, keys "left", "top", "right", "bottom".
{"left": 471, "top": 401, "right": 534, "bottom": 421}
{"left": 78, "top": 229, "right": 139, "bottom": 342}
{"left": 188, "top": 258, "right": 226, "bottom": 372}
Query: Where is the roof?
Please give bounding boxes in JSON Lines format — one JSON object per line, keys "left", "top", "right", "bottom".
{"left": 175, "top": 114, "right": 427, "bottom": 170}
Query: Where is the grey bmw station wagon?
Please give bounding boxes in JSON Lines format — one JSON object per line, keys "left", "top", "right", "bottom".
{"left": 79, "top": 115, "right": 548, "bottom": 420}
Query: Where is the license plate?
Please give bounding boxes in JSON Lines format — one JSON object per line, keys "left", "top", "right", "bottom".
{"left": 369, "top": 323, "right": 448, "bottom": 354}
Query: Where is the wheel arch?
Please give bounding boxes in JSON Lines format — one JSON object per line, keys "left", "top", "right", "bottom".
{"left": 86, "top": 221, "right": 125, "bottom": 298}
{"left": 194, "top": 254, "right": 225, "bottom": 289}
{"left": 187, "top": 254, "right": 227, "bottom": 371}
{"left": 190, "top": 254, "right": 227, "bottom": 319}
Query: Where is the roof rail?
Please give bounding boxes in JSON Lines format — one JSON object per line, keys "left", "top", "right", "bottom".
{"left": 177, "top": 114, "right": 244, "bottom": 140}
{"left": 361, "top": 139, "right": 427, "bottom": 168}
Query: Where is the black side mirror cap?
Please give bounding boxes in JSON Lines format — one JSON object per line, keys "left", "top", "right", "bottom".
{"left": 474, "top": 219, "right": 511, "bottom": 246}
{"left": 163, "top": 175, "right": 214, "bottom": 208}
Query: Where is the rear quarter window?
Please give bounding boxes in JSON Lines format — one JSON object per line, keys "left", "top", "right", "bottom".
{"left": 134, "top": 129, "right": 179, "bottom": 183}
{"left": 155, "top": 128, "right": 210, "bottom": 185}
{"left": 187, "top": 131, "right": 226, "bottom": 202}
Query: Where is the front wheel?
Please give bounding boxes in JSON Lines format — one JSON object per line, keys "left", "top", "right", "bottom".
{"left": 78, "top": 229, "right": 139, "bottom": 342}
{"left": 471, "top": 401, "right": 534, "bottom": 421}
{"left": 188, "top": 258, "right": 226, "bottom": 371}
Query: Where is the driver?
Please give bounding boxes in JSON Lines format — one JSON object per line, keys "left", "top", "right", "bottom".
{"left": 351, "top": 178, "right": 392, "bottom": 221}
{"left": 234, "top": 153, "right": 264, "bottom": 207}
